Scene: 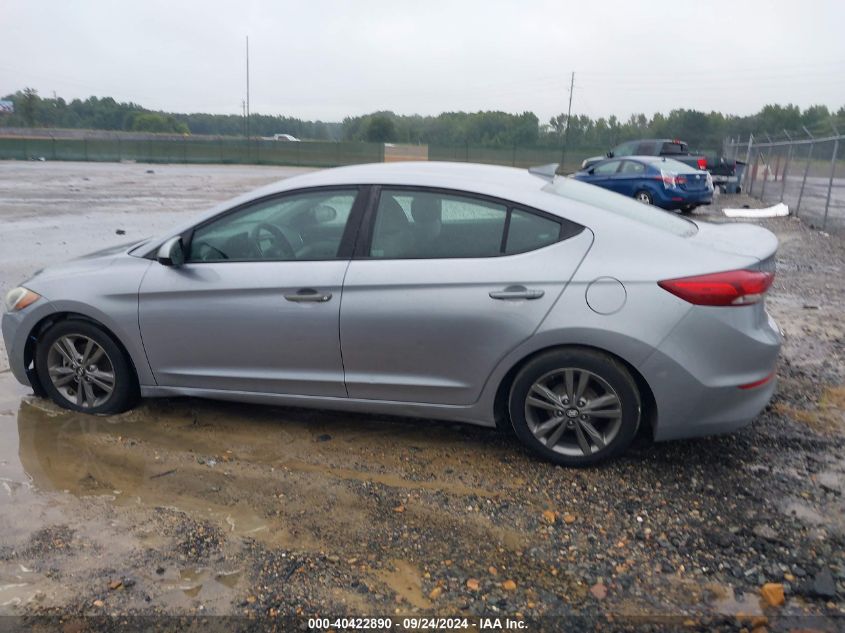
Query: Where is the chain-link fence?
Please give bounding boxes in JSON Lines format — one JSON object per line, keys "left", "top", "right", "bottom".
{"left": 0, "top": 135, "right": 385, "bottom": 168}
{"left": 0, "top": 130, "right": 603, "bottom": 175}
{"left": 723, "top": 126, "right": 844, "bottom": 231}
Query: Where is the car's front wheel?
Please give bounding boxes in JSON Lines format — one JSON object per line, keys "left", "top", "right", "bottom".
{"left": 508, "top": 348, "right": 641, "bottom": 466}
{"left": 35, "top": 320, "right": 138, "bottom": 414}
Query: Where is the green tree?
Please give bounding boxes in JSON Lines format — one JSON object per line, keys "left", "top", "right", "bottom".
{"left": 22, "top": 87, "right": 39, "bottom": 127}
{"left": 365, "top": 115, "right": 396, "bottom": 142}
{"left": 129, "top": 112, "right": 188, "bottom": 134}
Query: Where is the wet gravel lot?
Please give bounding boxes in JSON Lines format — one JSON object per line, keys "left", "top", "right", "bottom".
{"left": 0, "top": 161, "right": 843, "bottom": 631}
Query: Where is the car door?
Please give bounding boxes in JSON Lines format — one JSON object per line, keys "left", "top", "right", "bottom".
{"left": 339, "top": 187, "right": 592, "bottom": 405}
{"left": 589, "top": 159, "right": 624, "bottom": 194}
{"left": 138, "top": 187, "right": 365, "bottom": 397}
{"left": 615, "top": 160, "right": 648, "bottom": 197}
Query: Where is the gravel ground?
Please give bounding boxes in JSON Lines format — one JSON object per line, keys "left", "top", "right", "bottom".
{"left": 0, "top": 162, "right": 843, "bottom": 631}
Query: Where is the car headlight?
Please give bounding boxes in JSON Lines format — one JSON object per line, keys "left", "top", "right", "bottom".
{"left": 4, "top": 287, "right": 41, "bottom": 312}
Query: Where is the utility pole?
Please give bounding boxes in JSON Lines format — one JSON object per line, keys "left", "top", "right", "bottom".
{"left": 560, "top": 71, "right": 575, "bottom": 173}
{"left": 245, "top": 36, "right": 251, "bottom": 140}
{"left": 242, "top": 99, "right": 247, "bottom": 136}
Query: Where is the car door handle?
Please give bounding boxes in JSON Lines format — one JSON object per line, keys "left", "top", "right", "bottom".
{"left": 284, "top": 289, "right": 332, "bottom": 303}
{"left": 489, "top": 286, "right": 545, "bottom": 301}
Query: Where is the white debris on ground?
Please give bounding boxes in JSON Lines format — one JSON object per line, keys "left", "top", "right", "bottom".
{"left": 723, "top": 202, "right": 790, "bottom": 218}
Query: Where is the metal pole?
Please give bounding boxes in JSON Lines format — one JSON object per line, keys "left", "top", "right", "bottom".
{"left": 742, "top": 134, "right": 753, "bottom": 192}
{"left": 245, "top": 36, "right": 250, "bottom": 143}
{"left": 749, "top": 149, "right": 759, "bottom": 197}
{"left": 780, "top": 143, "right": 793, "bottom": 202}
{"left": 560, "top": 71, "right": 575, "bottom": 172}
{"left": 760, "top": 147, "right": 769, "bottom": 201}
{"left": 822, "top": 138, "right": 839, "bottom": 230}
{"left": 796, "top": 141, "right": 814, "bottom": 217}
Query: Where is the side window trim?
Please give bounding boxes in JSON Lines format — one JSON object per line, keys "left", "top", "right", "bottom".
{"left": 354, "top": 185, "right": 584, "bottom": 260}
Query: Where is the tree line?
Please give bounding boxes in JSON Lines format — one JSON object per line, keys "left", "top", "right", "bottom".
{"left": 2, "top": 87, "right": 843, "bottom": 151}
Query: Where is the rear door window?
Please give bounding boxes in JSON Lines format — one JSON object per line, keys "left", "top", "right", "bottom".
{"left": 620, "top": 160, "right": 646, "bottom": 175}
{"left": 661, "top": 142, "right": 687, "bottom": 154}
{"left": 370, "top": 190, "right": 507, "bottom": 259}
{"left": 367, "top": 189, "right": 581, "bottom": 259}
{"left": 505, "top": 209, "right": 562, "bottom": 255}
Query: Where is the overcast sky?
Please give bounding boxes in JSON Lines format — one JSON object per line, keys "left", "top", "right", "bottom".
{"left": 2, "top": 0, "right": 844, "bottom": 123}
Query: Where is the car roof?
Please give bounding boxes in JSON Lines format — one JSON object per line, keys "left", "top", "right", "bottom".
{"left": 272, "top": 161, "right": 547, "bottom": 192}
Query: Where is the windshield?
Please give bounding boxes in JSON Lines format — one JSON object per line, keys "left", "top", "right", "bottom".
{"left": 545, "top": 177, "right": 698, "bottom": 237}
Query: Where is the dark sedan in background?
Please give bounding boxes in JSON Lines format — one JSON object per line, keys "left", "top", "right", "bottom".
{"left": 572, "top": 156, "right": 714, "bottom": 212}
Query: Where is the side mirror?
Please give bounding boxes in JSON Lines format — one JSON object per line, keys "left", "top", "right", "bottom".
{"left": 157, "top": 236, "right": 185, "bottom": 267}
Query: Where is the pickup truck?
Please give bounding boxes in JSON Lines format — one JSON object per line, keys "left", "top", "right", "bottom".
{"left": 581, "top": 139, "right": 707, "bottom": 171}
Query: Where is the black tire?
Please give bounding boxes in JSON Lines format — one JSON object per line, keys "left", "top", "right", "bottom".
{"left": 508, "top": 348, "right": 641, "bottom": 466}
{"left": 35, "top": 319, "right": 139, "bottom": 414}
{"left": 634, "top": 190, "right": 653, "bottom": 205}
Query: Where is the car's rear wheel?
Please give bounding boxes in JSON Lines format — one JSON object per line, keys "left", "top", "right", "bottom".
{"left": 35, "top": 320, "right": 138, "bottom": 414}
{"left": 508, "top": 348, "right": 641, "bottom": 466}
{"left": 634, "top": 190, "right": 653, "bottom": 205}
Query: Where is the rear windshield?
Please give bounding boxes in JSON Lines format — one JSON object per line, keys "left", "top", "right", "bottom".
{"left": 546, "top": 177, "right": 699, "bottom": 237}
{"left": 661, "top": 142, "right": 687, "bottom": 154}
{"left": 643, "top": 157, "right": 699, "bottom": 173}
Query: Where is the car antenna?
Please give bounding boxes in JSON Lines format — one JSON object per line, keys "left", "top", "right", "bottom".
{"left": 528, "top": 163, "right": 559, "bottom": 182}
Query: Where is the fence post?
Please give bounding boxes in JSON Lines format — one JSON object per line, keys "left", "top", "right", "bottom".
{"left": 742, "top": 134, "right": 753, "bottom": 192}
{"left": 796, "top": 129, "right": 815, "bottom": 217}
{"left": 84, "top": 137, "right": 89, "bottom": 161}
{"left": 823, "top": 137, "right": 839, "bottom": 231}
{"left": 52, "top": 135, "right": 56, "bottom": 161}
{"left": 760, "top": 148, "right": 769, "bottom": 201}
{"left": 748, "top": 150, "right": 758, "bottom": 196}
{"left": 780, "top": 143, "right": 793, "bottom": 203}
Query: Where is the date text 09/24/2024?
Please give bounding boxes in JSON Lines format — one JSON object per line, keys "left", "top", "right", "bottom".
{"left": 307, "top": 617, "right": 526, "bottom": 629}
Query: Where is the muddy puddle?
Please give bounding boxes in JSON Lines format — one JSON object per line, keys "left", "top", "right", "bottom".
{"left": 0, "top": 371, "right": 538, "bottom": 613}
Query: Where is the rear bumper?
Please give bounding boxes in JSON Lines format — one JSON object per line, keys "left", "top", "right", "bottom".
{"left": 656, "top": 189, "right": 713, "bottom": 209}
{"left": 640, "top": 307, "right": 782, "bottom": 441}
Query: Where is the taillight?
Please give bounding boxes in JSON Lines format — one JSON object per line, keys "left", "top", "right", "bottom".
{"left": 697, "top": 157, "right": 707, "bottom": 170}
{"left": 658, "top": 270, "right": 775, "bottom": 306}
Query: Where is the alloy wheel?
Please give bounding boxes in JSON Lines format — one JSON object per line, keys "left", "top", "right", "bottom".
{"left": 524, "top": 368, "right": 623, "bottom": 457}
{"left": 46, "top": 334, "right": 116, "bottom": 408}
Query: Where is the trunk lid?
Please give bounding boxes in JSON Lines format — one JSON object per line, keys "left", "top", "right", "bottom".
{"left": 679, "top": 171, "right": 710, "bottom": 192}
{"left": 690, "top": 221, "right": 778, "bottom": 264}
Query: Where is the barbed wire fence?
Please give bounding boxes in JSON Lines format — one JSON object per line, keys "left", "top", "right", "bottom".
{"left": 723, "top": 121, "right": 844, "bottom": 231}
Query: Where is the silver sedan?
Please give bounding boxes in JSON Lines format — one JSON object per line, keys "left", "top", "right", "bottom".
{"left": 2, "top": 162, "right": 782, "bottom": 465}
